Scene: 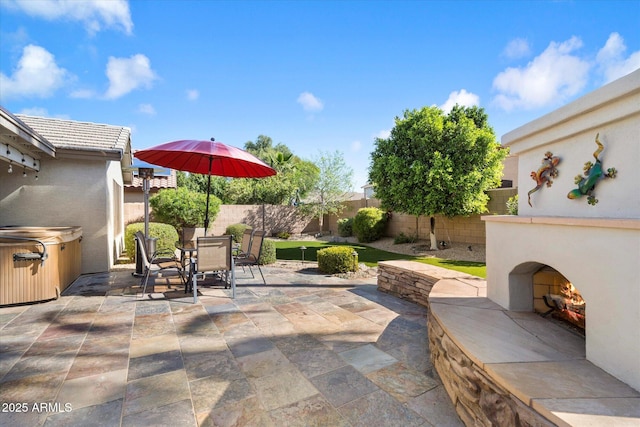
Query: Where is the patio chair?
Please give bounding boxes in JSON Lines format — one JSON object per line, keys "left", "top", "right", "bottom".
{"left": 235, "top": 230, "right": 266, "bottom": 285}
{"left": 234, "top": 228, "right": 254, "bottom": 259}
{"left": 189, "top": 235, "right": 235, "bottom": 302}
{"left": 135, "top": 231, "right": 185, "bottom": 298}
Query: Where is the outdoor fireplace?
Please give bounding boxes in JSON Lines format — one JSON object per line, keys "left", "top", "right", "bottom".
{"left": 534, "top": 267, "right": 585, "bottom": 332}
{"left": 483, "top": 70, "right": 640, "bottom": 392}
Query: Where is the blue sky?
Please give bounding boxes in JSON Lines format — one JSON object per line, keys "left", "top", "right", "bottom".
{"left": 1, "top": 0, "right": 639, "bottom": 190}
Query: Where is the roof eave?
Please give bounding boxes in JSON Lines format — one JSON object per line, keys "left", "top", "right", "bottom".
{"left": 0, "top": 106, "right": 56, "bottom": 158}
{"left": 55, "top": 147, "right": 124, "bottom": 161}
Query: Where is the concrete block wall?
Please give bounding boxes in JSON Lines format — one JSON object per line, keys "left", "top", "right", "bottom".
{"left": 210, "top": 204, "right": 315, "bottom": 236}
{"left": 327, "top": 188, "right": 517, "bottom": 245}
{"left": 126, "top": 187, "right": 517, "bottom": 246}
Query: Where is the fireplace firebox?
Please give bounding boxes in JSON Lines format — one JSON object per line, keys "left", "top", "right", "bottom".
{"left": 534, "top": 267, "right": 585, "bottom": 333}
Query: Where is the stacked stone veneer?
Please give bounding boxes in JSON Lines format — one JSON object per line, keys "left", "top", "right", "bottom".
{"left": 377, "top": 260, "right": 443, "bottom": 306}
{"left": 428, "top": 313, "right": 554, "bottom": 427}
{"left": 377, "top": 261, "right": 553, "bottom": 427}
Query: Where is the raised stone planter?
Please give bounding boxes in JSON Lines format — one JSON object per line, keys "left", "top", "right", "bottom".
{"left": 377, "top": 260, "right": 471, "bottom": 307}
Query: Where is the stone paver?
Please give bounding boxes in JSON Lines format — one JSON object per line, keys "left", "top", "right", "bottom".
{"left": 0, "top": 265, "right": 456, "bottom": 426}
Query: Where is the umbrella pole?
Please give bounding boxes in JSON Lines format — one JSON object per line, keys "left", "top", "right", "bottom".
{"left": 143, "top": 176, "right": 150, "bottom": 238}
{"left": 204, "top": 156, "right": 212, "bottom": 235}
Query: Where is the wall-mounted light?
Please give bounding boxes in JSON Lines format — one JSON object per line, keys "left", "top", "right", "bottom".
{"left": 23, "top": 167, "right": 27, "bottom": 178}
{"left": 3, "top": 143, "right": 40, "bottom": 174}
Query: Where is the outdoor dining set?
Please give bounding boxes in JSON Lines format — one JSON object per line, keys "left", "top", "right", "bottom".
{"left": 129, "top": 136, "right": 278, "bottom": 304}
{"left": 134, "top": 228, "right": 267, "bottom": 303}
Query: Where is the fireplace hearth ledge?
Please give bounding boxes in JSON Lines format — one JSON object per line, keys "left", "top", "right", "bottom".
{"left": 377, "top": 261, "right": 640, "bottom": 427}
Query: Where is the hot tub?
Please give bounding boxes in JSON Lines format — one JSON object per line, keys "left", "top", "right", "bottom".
{"left": 0, "top": 226, "right": 82, "bottom": 305}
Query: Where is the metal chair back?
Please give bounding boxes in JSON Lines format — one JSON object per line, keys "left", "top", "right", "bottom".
{"left": 191, "top": 235, "right": 236, "bottom": 302}
{"left": 238, "top": 228, "right": 253, "bottom": 256}
{"left": 196, "top": 236, "right": 232, "bottom": 274}
{"left": 247, "top": 230, "right": 266, "bottom": 262}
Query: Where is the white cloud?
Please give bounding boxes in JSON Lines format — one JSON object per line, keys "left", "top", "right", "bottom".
{"left": 351, "top": 140, "right": 362, "bottom": 152}
{"left": 376, "top": 129, "right": 391, "bottom": 140}
{"left": 18, "top": 107, "right": 49, "bottom": 116}
{"left": 186, "top": 89, "right": 199, "bottom": 101}
{"left": 596, "top": 32, "right": 640, "bottom": 84}
{"left": 2, "top": 0, "right": 133, "bottom": 35}
{"left": 297, "top": 91, "right": 324, "bottom": 112}
{"left": 0, "top": 44, "right": 70, "bottom": 100}
{"left": 502, "top": 38, "right": 531, "bottom": 59}
{"left": 137, "top": 103, "right": 156, "bottom": 115}
{"left": 17, "top": 108, "right": 70, "bottom": 119}
{"left": 69, "top": 88, "right": 96, "bottom": 99}
{"left": 104, "top": 54, "right": 157, "bottom": 99}
{"left": 440, "top": 89, "right": 480, "bottom": 113}
{"left": 492, "top": 36, "right": 590, "bottom": 111}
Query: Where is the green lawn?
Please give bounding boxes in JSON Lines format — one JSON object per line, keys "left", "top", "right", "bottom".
{"left": 274, "top": 240, "right": 486, "bottom": 278}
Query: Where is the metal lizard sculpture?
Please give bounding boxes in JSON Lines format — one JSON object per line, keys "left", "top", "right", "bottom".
{"left": 567, "top": 133, "right": 617, "bottom": 205}
{"left": 528, "top": 151, "right": 561, "bottom": 207}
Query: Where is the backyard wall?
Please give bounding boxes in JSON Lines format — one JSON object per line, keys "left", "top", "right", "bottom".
{"left": 125, "top": 188, "right": 515, "bottom": 245}
{"left": 125, "top": 203, "right": 318, "bottom": 237}
{"left": 325, "top": 188, "right": 516, "bottom": 244}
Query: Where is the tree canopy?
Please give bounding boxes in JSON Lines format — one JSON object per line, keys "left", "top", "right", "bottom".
{"left": 150, "top": 186, "right": 221, "bottom": 229}
{"left": 369, "top": 105, "right": 507, "bottom": 246}
{"left": 176, "top": 135, "right": 319, "bottom": 205}
{"left": 302, "top": 150, "right": 354, "bottom": 233}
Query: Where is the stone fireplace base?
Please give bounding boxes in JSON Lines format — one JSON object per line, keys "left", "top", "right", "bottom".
{"left": 484, "top": 216, "right": 640, "bottom": 391}
{"left": 378, "top": 261, "right": 640, "bottom": 426}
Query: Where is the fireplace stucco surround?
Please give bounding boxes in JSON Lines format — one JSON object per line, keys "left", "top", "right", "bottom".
{"left": 483, "top": 69, "right": 640, "bottom": 391}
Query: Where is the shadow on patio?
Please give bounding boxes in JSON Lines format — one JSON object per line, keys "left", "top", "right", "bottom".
{"left": 0, "top": 264, "right": 462, "bottom": 427}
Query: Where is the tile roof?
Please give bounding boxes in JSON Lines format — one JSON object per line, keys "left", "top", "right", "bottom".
{"left": 126, "top": 169, "right": 177, "bottom": 190}
{"left": 15, "top": 114, "right": 130, "bottom": 155}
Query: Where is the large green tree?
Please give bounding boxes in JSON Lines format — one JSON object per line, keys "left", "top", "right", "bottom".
{"left": 369, "top": 105, "right": 507, "bottom": 249}
{"left": 176, "top": 171, "right": 230, "bottom": 202}
{"left": 225, "top": 135, "right": 318, "bottom": 205}
{"left": 303, "top": 150, "right": 354, "bottom": 234}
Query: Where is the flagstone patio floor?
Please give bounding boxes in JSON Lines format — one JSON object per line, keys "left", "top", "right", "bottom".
{"left": 0, "top": 264, "right": 463, "bottom": 427}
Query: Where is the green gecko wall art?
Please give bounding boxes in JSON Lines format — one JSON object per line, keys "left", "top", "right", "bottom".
{"left": 567, "top": 133, "right": 617, "bottom": 205}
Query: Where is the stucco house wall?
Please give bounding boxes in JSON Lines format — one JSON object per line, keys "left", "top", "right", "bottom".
{"left": 0, "top": 109, "right": 131, "bottom": 274}
{"left": 107, "top": 160, "right": 125, "bottom": 264}
{"left": 0, "top": 157, "right": 123, "bottom": 273}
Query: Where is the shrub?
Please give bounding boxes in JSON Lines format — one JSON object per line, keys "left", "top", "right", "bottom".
{"left": 394, "top": 232, "right": 418, "bottom": 244}
{"left": 317, "top": 246, "right": 358, "bottom": 274}
{"left": 506, "top": 194, "right": 519, "bottom": 215}
{"left": 125, "top": 222, "right": 179, "bottom": 261}
{"left": 337, "top": 217, "right": 354, "bottom": 237}
{"left": 353, "top": 207, "right": 387, "bottom": 243}
{"left": 225, "top": 223, "right": 251, "bottom": 243}
{"left": 274, "top": 231, "right": 291, "bottom": 239}
{"left": 258, "top": 238, "right": 276, "bottom": 265}
{"left": 150, "top": 187, "right": 221, "bottom": 229}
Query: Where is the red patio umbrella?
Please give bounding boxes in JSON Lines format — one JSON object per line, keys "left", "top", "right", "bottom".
{"left": 134, "top": 138, "right": 276, "bottom": 233}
